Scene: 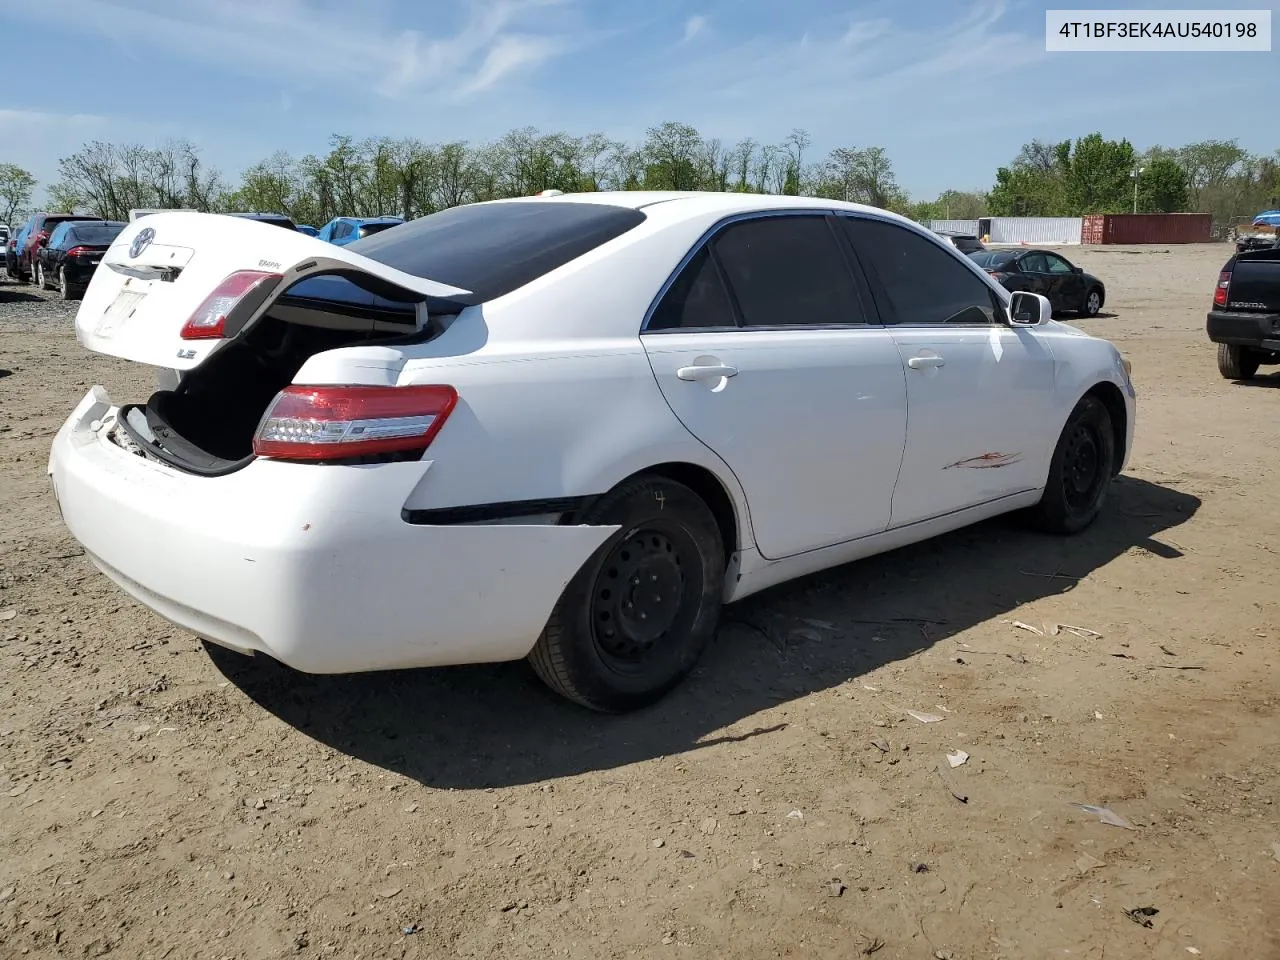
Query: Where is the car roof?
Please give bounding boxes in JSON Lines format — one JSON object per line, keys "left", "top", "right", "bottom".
{"left": 483, "top": 190, "right": 925, "bottom": 230}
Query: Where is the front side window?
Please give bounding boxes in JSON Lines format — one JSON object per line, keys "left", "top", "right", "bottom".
{"left": 1045, "top": 253, "right": 1074, "bottom": 275}
{"left": 842, "top": 217, "right": 998, "bottom": 325}
{"left": 709, "top": 215, "right": 866, "bottom": 327}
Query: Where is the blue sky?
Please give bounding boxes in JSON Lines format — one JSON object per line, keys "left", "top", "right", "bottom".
{"left": 2, "top": 0, "right": 1278, "bottom": 203}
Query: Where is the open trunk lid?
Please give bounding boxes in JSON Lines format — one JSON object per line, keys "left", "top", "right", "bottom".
{"left": 74, "top": 211, "right": 470, "bottom": 371}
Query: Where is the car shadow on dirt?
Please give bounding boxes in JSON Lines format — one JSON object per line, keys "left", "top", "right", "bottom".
{"left": 209, "top": 475, "right": 1200, "bottom": 789}
{"left": 0, "top": 290, "right": 45, "bottom": 303}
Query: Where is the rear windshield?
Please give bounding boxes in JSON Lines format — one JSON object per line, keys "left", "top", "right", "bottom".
{"left": 47, "top": 215, "right": 101, "bottom": 228}
{"left": 358, "top": 222, "right": 401, "bottom": 239}
{"left": 70, "top": 224, "right": 125, "bottom": 245}
{"left": 349, "top": 200, "right": 647, "bottom": 303}
{"left": 968, "top": 250, "right": 1017, "bottom": 268}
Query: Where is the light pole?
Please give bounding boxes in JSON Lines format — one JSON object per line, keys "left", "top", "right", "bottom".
{"left": 1131, "top": 166, "right": 1145, "bottom": 214}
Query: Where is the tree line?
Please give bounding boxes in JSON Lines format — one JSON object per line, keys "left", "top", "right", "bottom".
{"left": 2, "top": 124, "right": 1277, "bottom": 232}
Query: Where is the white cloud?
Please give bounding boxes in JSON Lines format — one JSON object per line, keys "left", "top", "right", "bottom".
{"left": 682, "top": 15, "right": 707, "bottom": 43}
{"left": 456, "top": 34, "right": 566, "bottom": 95}
{"left": 840, "top": 18, "right": 892, "bottom": 47}
{"left": 633, "top": 0, "right": 1043, "bottom": 140}
{"left": 2, "top": 0, "right": 575, "bottom": 102}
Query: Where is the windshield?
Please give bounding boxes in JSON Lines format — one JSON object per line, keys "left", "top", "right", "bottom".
{"left": 968, "top": 250, "right": 1017, "bottom": 268}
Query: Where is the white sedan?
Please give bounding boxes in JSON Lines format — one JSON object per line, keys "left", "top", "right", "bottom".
{"left": 49, "top": 193, "right": 1136, "bottom": 712}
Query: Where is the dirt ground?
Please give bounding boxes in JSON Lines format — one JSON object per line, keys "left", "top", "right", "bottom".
{"left": 1, "top": 243, "right": 1278, "bottom": 960}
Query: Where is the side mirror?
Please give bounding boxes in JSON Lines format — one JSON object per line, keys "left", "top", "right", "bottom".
{"left": 1072, "top": 266, "right": 1083, "bottom": 275}
{"left": 1009, "top": 291, "right": 1052, "bottom": 326}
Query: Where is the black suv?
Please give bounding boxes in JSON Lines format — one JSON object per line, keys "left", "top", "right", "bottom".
{"left": 1207, "top": 240, "right": 1280, "bottom": 380}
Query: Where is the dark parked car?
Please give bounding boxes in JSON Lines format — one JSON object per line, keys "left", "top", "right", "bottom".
{"left": 12, "top": 212, "right": 105, "bottom": 283}
{"left": 35, "top": 220, "right": 126, "bottom": 299}
{"left": 227, "top": 212, "right": 297, "bottom": 230}
{"left": 934, "top": 230, "right": 985, "bottom": 254}
{"left": 1206, "top": 245, "right": 1280, "bottom": 380}
{"left": 968, "top": 248, "right": 1106, "bottom": 316}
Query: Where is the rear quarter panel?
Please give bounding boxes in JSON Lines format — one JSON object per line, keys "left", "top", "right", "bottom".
{"left": 295, "top": 210, "right": 755, "bottom": 546}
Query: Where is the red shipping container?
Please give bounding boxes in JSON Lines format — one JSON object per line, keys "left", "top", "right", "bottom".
{"left": 1081, "top": 214, "right": 1105, "bottom": 244}
{"left": 1098, "top": 213, "right": 1212, "bottom": 244}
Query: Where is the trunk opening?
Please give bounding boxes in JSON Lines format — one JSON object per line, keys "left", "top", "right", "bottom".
{"left": 113, "top": 294, "right": 448, "bottom": 475}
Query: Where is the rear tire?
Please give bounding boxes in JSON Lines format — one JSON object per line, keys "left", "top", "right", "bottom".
{"left": 528, "top": 475, "right": 725, "bottom": 713}
{"left": 35, "top": 262, "right": 47, "bottom": 290}
{"left": 58, "top": 267, "right": 77, "bottom": 301}
{"left": 1217, "top": 343, "right": 1260, "bottom": 380}
{"left": 1027, "top": 395, "right": 1116, "bottom": 535}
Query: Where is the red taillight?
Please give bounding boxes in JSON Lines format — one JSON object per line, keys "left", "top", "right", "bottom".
{"left": 1213, "top": 270, "right": 1230, "bottom": 307}
{"left": 252, "top": 385, "right": 458, "bottom": 461}
{"left": 180, "top": 270, "right": 281, "bottom": 340}
{"left": 65, "top": 246, "right": 92, "bottom": 258}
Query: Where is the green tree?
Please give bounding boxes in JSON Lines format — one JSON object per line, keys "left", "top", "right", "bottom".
{"left": 1063, "top": 133, "right": 1135, "bottom": 213}
{"left": 641, "top": 122, "right": 704, "bottom": 190}
{"left": 0, "top": 163, "right": 37, "bottom": 226}
{"left": 1176, "top": 139, "right": 1249, "bottom": 206}
{"left": 1136, "top": 156, "right": 1189, "bottom": 212}
{"left": 986, "top": 139, "right": 1069, "bottom": 216}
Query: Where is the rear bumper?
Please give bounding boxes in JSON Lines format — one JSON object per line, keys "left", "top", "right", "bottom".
{"left": 1206, "top": 310, "right": 1280, "bottom": 350}
{"left": 49, "top": 387, "right": 615, "bottom": 674}
{"left": 63, "top": 261, "right": 100, "bottom": 286}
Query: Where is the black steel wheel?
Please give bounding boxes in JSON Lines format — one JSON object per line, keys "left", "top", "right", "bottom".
{"left": 1027, "top": 394, "right": 1116, "bottom": 534}
{"left": 529, "top": 474, "right": 725, "bottom": 712}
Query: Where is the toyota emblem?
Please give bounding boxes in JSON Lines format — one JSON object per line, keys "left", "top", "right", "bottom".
{"left": 129, "top": 227, "right": 155, "bottom": 259}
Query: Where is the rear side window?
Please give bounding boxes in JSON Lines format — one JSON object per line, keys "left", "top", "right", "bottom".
{"left": 351, "top": 201, "right": 647, "bottom": 304}
{"left": 647, "top": 246, "right": 737, "bottom": 331}
{"left": 710, "top": 215, "right": 865, "bottom": 327}
{"left": 843, "top": 217, "right": 998, "bottom": 325}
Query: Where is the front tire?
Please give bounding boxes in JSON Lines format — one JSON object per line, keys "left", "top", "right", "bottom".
{"left": 528, "top": 475, "right": 725, "bottom": 712}
{"left": 1027, "top": 395, "right": 1116, "bottom": 534}
{"left": 1080, "top": 287, "right": 1103, "bottom": 317}
{"left": 35, "top": 262, "right": 47, "bottom": 290}
{"left": 1217, "top": 343, "right": 1260, "bottom": 380}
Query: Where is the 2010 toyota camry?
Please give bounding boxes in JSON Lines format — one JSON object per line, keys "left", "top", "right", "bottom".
{"left": 48, "top": 193, "right": 1136, "bottom": 712}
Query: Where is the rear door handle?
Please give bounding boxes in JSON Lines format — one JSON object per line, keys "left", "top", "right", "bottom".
{"left": 907, "top": 355, "right": 945, "bottom": 370}
{"left": 676, "top": 363, "right": 739, "bottom": 381}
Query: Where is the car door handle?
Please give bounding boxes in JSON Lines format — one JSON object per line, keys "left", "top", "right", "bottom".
{"left": 907, "top": 355, "right": 945, "bottom": 370}
{"left": 676, "top": 363, "right": 739, "bottom": 381}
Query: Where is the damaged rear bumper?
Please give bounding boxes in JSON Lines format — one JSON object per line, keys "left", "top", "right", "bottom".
{"left": 48, "top": 387, "right": 617, "bottom": 673}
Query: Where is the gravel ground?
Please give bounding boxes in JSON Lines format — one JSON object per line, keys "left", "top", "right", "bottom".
{"left": 1, "top": 247, "right": 1279, "bottom": 960}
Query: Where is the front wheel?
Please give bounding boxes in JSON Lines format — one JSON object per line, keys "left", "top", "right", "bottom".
{"left": 1217, "top": 343, "right": 1260, "bottom": 380}
{"left": 528, "top": 475, "right": 725, "bottom": 712}
{"left": 35, "top": 262, "right": 46, "bottom": 289}
{"left": 1027, "top": 395, "right": 1116, "bottom": 534}
{"left": 1081, "top": 287, "right": 1103, "bottom": 317}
